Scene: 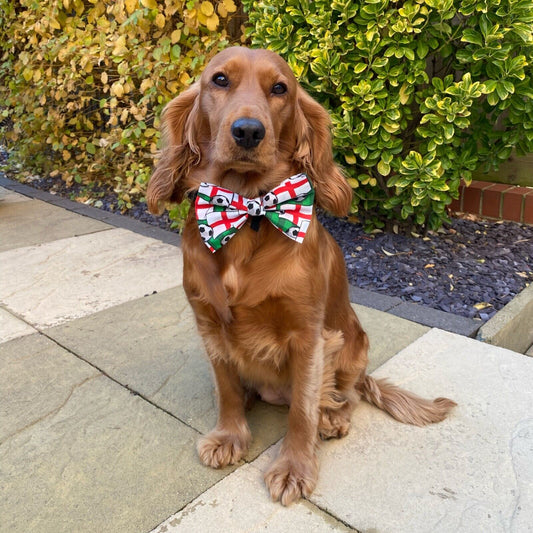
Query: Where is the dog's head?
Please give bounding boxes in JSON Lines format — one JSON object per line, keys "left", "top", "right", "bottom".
{"left": 147, "top": 47, "right": 352, "bottom": 217}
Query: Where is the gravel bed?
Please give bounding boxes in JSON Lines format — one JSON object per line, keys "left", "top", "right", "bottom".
{"left": 5, "top": 172, "right": 533, "bottom": 322}
{"left": 320, "top": 213, "right": 532, "bottom": 321}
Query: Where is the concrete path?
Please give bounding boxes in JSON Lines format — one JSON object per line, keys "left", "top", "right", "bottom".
{"left": 1, "top": 184, "right": 532, "bottom": 533}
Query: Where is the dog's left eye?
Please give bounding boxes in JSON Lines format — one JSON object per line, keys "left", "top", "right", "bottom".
{"left": 271, "top": 82, "right": 287, "bottom": 95}
{"left": 212, "top": 73, "right": 229, "bottom": 87}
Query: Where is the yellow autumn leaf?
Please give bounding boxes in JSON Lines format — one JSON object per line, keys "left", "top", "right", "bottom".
{"left": 218, "top": 4, "right": 227, "bottom": 17}
{"left": 62, "top": 150, "right": 71, "bottom": 161}
{"left": 223, "top": 0, "right": 237, "bottom": 12}
{"left": 111, "top": 82, "right": 125, "bottom": 97}
{"left": 101, "top": 71, "right": 108, "bottom": 84}
{"left": 132, "top": 105, "right": 146, "bottom": 120}
{"left": 117, "top": 61, "right": 129, "bottom": 76}
{"left": 49, "top": 18, "right": 61, "bottom": 30}
{"left": 179, "top": 71, "right": 190, "bottom": 84}
{"left": 22, "top": 68, "right": 33, "bottom": 82}
{"left": 112, "top": 35, "right": 128, "bottom": 56}
{"left": 33, "top": 69, "right": 42, "bottom": 82}
{"left": 347, "top": 177, "right": 359, "bottom": 189}
{"left": 167, "top": 80, "right": 180, "bottom": 93}
{"left": 171, "top": 29, "right": 181, "bottom": 43}
{"left": 141, "top": 0, "right": 158, "bottom": 8}
{"left": 125, "top": 0, "right": 137, "bottom": 13}
{"left": 206, "top": 13, "right": 219, "bottom": 31}
{"left": 473, "top": 302, "right": 492, "bottom": 310}
{"left": 200, "top": 1, "right": 214, "bottom": 16}
{"left": 154, "top": 13, "right": 165, "bottom": 28}
{"left": 58, "top": 47, "right": 68, "bottom": 62}
{"left": 140, "top": 78, "right": 153, "bottom": 93}
{"left": 196, "top": 10, "right": 207, "bottom": 24}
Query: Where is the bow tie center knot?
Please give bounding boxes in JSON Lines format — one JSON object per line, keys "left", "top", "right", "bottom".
{"left": 246, "top": 199, "right": 265, "bottom": 217}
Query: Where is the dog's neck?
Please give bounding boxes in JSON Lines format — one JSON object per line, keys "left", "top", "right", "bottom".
{"left": 203, "top": 164, "right": 296, "bottom": 199}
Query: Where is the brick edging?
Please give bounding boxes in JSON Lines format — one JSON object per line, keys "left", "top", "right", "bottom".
{"left": 450, "top": 180, "right": 533, "bottom": 224}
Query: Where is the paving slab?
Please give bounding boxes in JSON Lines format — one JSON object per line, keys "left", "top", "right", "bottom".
{"left": 45, "top": 287, "right": 288, "bottom": 460}
{"left": 0, "top": 177, "right": 183, "bottom": 246}
{"left": 0, "top": 185, "right": 30, "bottom": 203}
{"left": 0, "top": 333, "right": 99, "bottom": 441}
{"left": 301, "top": 328, "right": 533, "bottom": 533}
{"left": 352, "top": 303, "right": 429, "bottom": 372}
{"left": 0, "top": 197, "right": 111, "bottom": 251}
{"left": 151, "top": 457, "right": 354, "bottom": 533}
{"left": 0, "top": 306, "right": 36, "bottom": 343}
{"left": 0, "top": 228, "right": 183, "bottom": 328}
{"left": 0, "top": 338, "right": 229, "bottom": 533}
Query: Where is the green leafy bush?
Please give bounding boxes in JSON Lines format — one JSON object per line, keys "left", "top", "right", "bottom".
{"left": 0, "top": 0, "right": 241, "bottom": 209}
{"left": 244, "top": 0, "right": 533, "bottom": 231}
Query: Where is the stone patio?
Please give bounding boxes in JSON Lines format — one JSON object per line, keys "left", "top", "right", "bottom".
{"left": 1, "top": 183, "right": 532, "bottom": 532}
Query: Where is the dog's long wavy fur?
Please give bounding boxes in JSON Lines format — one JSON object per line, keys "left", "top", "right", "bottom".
{"left": 147, "top": 47, "right": 456, "bottom": 506}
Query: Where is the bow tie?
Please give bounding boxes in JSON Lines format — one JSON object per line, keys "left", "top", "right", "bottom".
{"left": 195, "top": 173, "right": 315, "bottom": 252}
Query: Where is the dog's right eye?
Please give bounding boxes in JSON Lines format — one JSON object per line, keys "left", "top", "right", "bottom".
{"left": 212, "top": 73, "right": 229, "bottom": 87}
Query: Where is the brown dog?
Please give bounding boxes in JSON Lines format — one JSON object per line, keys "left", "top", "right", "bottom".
{"left": 147, "top": 46, "right": 455, "bottom": 506}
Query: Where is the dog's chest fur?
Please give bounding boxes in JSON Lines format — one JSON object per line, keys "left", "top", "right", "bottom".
{"left": 194, "top": 221, "right": 325, "bottom": 387}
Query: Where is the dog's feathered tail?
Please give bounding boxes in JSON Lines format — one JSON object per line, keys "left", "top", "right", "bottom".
{"left": 360, "top": 375, "right": 456, "bottom": 426}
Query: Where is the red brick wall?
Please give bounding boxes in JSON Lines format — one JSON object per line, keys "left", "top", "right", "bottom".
{"left": 449, "top": 181, "right": 533, "bottom": 224}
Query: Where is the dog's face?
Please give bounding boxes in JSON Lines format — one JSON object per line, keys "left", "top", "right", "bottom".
{"left": 147, "top": 46, "right": 353, "bottom": 217}
{"left": 198, "top": 47, "right": 298, "bottom": 174}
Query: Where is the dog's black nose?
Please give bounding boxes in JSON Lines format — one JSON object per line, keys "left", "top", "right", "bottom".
{"left": 231, "top": 118, "right": 265, "bottom": 149}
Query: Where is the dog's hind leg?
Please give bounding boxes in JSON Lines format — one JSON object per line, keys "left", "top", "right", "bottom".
{"left": 318, "top": 320, "right": 369, "bottom": 440}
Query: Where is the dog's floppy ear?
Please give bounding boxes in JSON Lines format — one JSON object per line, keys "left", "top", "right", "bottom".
{"left": 293, "top": 86, "right": 352, "bottom": 217}
{"left": 147, "top": 82, "right": 201, "bottom": 214}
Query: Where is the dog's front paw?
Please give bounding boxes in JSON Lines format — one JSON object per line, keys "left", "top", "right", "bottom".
{"left": 264, "top": 453, "right": 318, "bottom": 506}
{"left": 197, "top": 428, "right": 251, "bottom": 469}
